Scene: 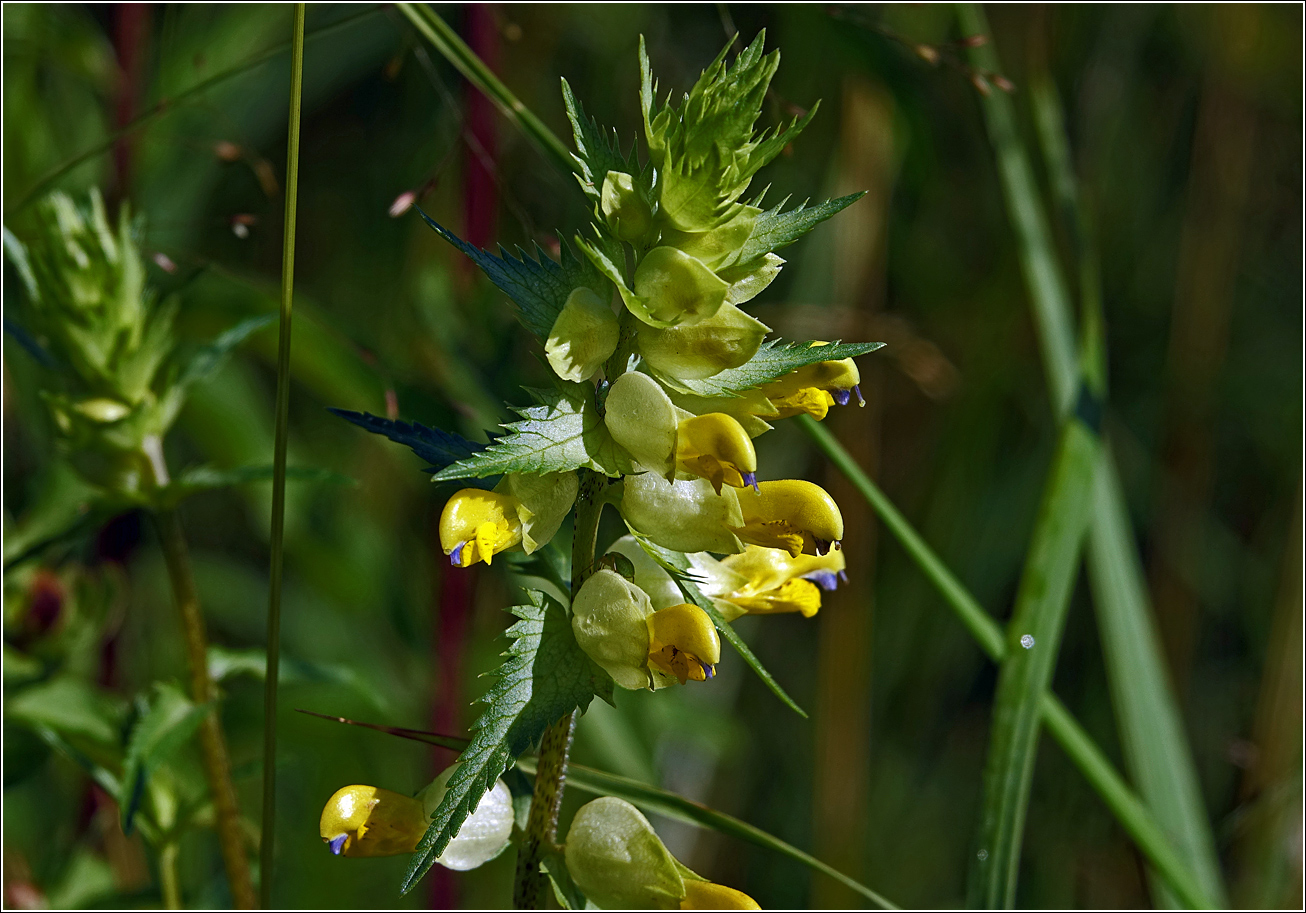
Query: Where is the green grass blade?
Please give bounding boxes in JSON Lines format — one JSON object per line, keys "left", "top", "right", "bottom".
{"left": 260, "top": 5, "right": 305, "bottom": 907}
{"left": 797, "top": 415, "right": 1214, "bottom": 908}
{"left": 955, "top": 6, "right": 1226, "bottom": 904}
{"left": 516, "top": 758, "right": 899, "bottom": 910}
{"left": 396, "top": 3, "right": 576, "bottom": 178}
{"left": 967, "top": 418, "right": 1099, "bottom": 907}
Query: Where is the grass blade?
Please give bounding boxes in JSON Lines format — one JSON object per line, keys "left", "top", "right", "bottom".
{"left": 798, "top": 414, "right": 1214, "bottom": 908}
{"left": 260, "top": 5, "right": 305, "bottom": 907}
{"left": 955, "top": 6, "right": 1226, "bottom": 904}
{"left": 396, "top": 3, "right": 576, "bottom": 178}
{"left": 967, "top": 418, "right": 1099, "bottom": 907}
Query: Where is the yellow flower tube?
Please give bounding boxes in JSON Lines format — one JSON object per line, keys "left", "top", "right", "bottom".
{"left": 732, "top": 479, "right": 845, "bottom": 557}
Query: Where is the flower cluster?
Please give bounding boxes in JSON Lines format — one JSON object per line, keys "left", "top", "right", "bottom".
{"left": 330, "top": 30, "right": 879, "bottom": 908}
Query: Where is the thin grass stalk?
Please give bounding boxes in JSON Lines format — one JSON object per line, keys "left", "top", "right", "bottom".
{"left": 797, "top": 414, "right": 1213, "bottom": 909}
{"left": 159, "top": 842, "right": 182, "bottom": 910}
{"left": 5, "top": 5, "right": 382, "bottom": 218}
{"left": 260, "top": 5, "right": 305, "bottom": 907}
{"left": 955, "top": 5, "right": 1225, "bottom": 905}
{"left": 396, "top": 3, "right": 576, "bottom": 178}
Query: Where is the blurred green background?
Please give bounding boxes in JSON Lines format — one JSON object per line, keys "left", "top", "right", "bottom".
{"left": 3, "top": 3, "right": 1301, "bottom": 909}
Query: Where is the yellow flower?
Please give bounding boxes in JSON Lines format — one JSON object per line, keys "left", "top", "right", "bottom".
{"left": 439, "top": 472, "right": 578, "bottom": 567}
{"left": 571, "top": 569, "right": 720, "bottom": 690}
{"left": 675, "top": 413, "right": 758, "bottom": 494}
{"left": 681, "top": 881, "right": 762, "bottom": 910}
{"left": 439, "top": 489, "right": 523, "bottom": 568}
{"left": 707, "top": 545, "right": 846, "bottom": 621}
{"left": 731, "top": 479, "right": 844, "bottom": 557}
{"left": 757, "top": 349, "right": 863, "bottom": 420}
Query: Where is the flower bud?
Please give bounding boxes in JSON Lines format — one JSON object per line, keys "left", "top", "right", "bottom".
{"left": 675, "top": 413, "right": 758, "bottom": 494}
{"left": 646, "top": 603, "right": 720, "bottom": 684}
{"left": 500, "top": 470, "right": 579, "bottom": 554}
{"left": 604, "top": 371, "right": 684, "bottom": 476}
{"left": 606, "top": 535, "right": 684, "bottom": 610}
{"left": 637, "top": 303, "right": 769, "bottom": 380}
{"left": 545, "top": 287, "right": 620, "bottom": 383}
{"left": 319, "top": 785, "right": 427, "bottom": 858}
{"left": 600, "top": 171, "right": 654, "bottom": 241}
{"left": 732, "top": 480, "right": 844, "bottom": 557}
{"left": 718, "top": 253, "right": 784, "bottom": 306}
{"left": 564, "top": 797, "right": 684, "bottom": 909}
{"left": 657, "top": 205, "right": 759, "bottom": 270}
{"left": 621, "top": 473, "right": 744, "bottom": 555}
{"left": 632, "top": 247, "right": 729, "bottom": 326}
{"left": 417, "top": 766, "right": 515, "bottom": 871}
{"left": 571, "top": 568, "right": 661, "bottom": 690}
{"left": 439, "top": 489, "right": 523, "bottom": 567}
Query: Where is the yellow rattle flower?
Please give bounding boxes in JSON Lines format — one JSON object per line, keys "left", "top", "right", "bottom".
{"left": 732, "top": 479, "right": 845, "bottom": 557}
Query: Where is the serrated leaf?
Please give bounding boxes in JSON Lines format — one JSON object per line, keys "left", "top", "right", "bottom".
{"left": 627, "top": 531, "right": 807, "bottom": 718}
{"left": 431, "top": 383, "right": 633, "bottom": 480}
{"left": 401, "top": 591, "right": 612, "bottom": 894}
{"left": 415, "top": 207, "right": 606, "bottom": 339}
{"left": 177, "top": 313, "right": 277, "bottom": 387}
{"left": 119, "top": 683, "right": 210, "bottom": 834}
{"left": 667, "top": 339, "right": 885, "bottom": 397}
{"left": 561, "top": 78, "right": 649, "bottom": 205}
{"left": 730, "top": 192, "right": 867, "bottom": 265}
{"left": 329, "top": 408, "right": 489, "bottom": 478}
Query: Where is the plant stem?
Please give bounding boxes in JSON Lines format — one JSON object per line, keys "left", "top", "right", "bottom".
{"left": 154, "top": 506, "right": 256, "bottom": 909}
{"left": 512, "top": 469, "right": 605, "bottom": 908}
{"left": 797, "top": 414, "right": 1214, "bottom": 909}
{"left": 261, "top": 5, "right": 305, "bottom": 907}
{"left": 159, "top": 842, "right": 182, "bottom": 910}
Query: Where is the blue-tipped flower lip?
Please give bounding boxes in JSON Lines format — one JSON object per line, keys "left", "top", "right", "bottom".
{"left": 803, "top": 569, "right": 842, "bottom": 592}
{"left": 701, "top": 661, "right": 715, "bottom": 680}
{"left": 450, "top": 542, "right": 465, "bottom": 566}
{"left": 833, "top": 389, "right": 851, "bottom": 406}
{"left": 329, "top": 834, "right": 349, "bottom": 856}
{"left": 741, "top": 471, "right": 760, "bottom": 493}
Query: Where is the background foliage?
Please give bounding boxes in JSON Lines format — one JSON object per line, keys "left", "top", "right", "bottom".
{"left": 3, "top": 4, "right": 1301, "bottom": 909}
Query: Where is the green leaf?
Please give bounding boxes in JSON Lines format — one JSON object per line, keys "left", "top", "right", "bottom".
{"left": 730, "top": 192, "right": 866, "bottom": 265}
{"left": 177, "top": 313, "right": 276, "bottom": 388}
{"left": 209, "top": 646, "right": 390, "bottom": 713}
{"left": 328, "top": 408, "right": 490, "bottom": 479}
{"left": 561, "top": 78, "right": 648, "bottom": 205}
{"left": 119, "top": 683, "right": 211, "bottom": 835}
{"left": 6, "top": 676, "right": 124, "bottom": 746}
{"left": 516, "top": 758, "right": 898, "bottom": 910}
{"left": 415, "top": 207, "right": 606, "bottom": 340}
{"left": 967, "top": 417, "right": 1098, "bottom": 907}
{"left": 431, "top": 383, "right": 633, "bottom": 481}
{"left": 400, "top": 591, "right": 612, "bottom": 894}
{"left": 627, "top": 531, "right": 807, "bottom": 718}
{"left": 667, "top": 339, "right": 884, "bottom": 397}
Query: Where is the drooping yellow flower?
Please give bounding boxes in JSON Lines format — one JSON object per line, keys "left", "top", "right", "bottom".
{"left": 681, "top": 881, "right": 762, "bottom": 910}
{"left": 709, "top": 545, "right": 846, "bottom": 621}
{"left": 571, "top": 569, "right": 720, "bottom": 690}
{"left": 757, "top": 349, "right": 863, "bottom": 420}
{"left": 439, "top": 489, "right": 523, "bottom": 568}
{"left": 732, "top": 479, "right": 844, "bottom": 557}
{"left": 675, "top": 413, "right": 758, "bottom": 494}
{"left": 319, "top": 785, "right": 427, "bottom": 858}
{"left": 646, "top": 602, "right": 721, "bottom": 684}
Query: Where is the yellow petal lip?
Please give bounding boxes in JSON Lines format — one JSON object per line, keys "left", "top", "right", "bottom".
{"left": 646, "top": 603, "right": 721, "bottom": 684}
{"left": 680, "top": 880, "right": 762, "bottom": 910}
{"left": 732, "top": 480, "right": 845, "bottom": 557}
{"left": 439, "top": 489, "right": 523, "bottom": 568}
{"left": 319, "top": 785, "right": 427, "bottom": 858}
{"left": 676, "top": 413, "right": 758, "bottom": 494}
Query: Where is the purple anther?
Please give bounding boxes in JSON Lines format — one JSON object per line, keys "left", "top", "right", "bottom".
{"left": 450, "top": 542, "right": 466, "bottom": 567}
{"left": 701, "top": 662, "right": 715, "bottom": 680}
{"left": 854, "top": 384, "right": 865, "bottom": 406}
{"left": 803, "top": 569, "right": 841, "bottom": 591}
{"left": 832, "top": 388, "right": 851, "bottom": 406}
{"left": 329, "top": 834, "right": 349, "bottom": 856}
{"left": 741, "top": 471, "right": 760, "bottom": 493}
